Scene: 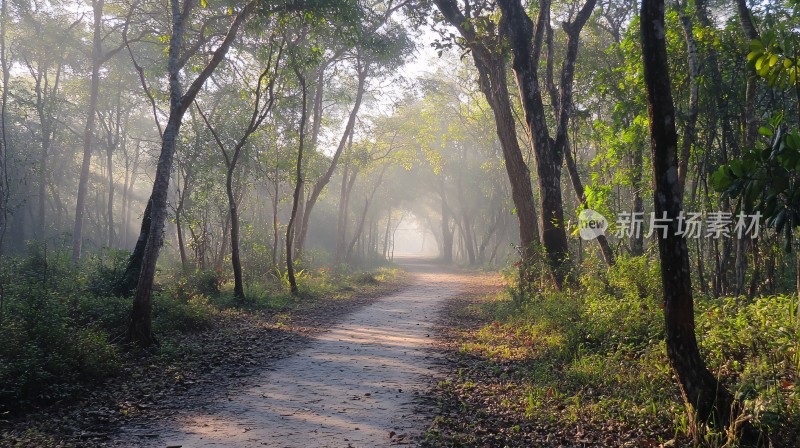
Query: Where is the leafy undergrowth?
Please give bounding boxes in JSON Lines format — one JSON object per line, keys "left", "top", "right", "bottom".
{"left": 0, "top": 246, "right": 407, "bottom": 447}
{"left": 423, "top": 256, "right": 800, "bottom": 447}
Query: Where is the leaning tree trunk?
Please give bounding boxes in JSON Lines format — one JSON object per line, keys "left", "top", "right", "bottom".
{"left": 127, "top": 118, "right": 180, "bottom": 347}
{"left": 126, "top": 0, "right": 256, "bottom": 346}
{"left": 295, "top": 62, "right": 368, "bottom": 256}
{"left": 432, "top": 0, "right": 540, "bottom": 288}
{"left": 640, "top": 0, "right": 747, "bottom": 438}
{"left": 116, "top": 197, "right": 151, "bottom": 296}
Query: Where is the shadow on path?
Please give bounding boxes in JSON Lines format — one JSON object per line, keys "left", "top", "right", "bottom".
{"left": 115, "top": 258, "right": 474, "bottom": 447}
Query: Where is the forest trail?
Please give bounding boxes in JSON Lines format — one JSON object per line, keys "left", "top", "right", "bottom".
{"left": 116, "top": 259, "right": 495, "bottom": 447}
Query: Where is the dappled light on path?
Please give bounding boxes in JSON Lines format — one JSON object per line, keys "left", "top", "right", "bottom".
{"left": 118, "top": 260, "right": 472, "bottom": 447}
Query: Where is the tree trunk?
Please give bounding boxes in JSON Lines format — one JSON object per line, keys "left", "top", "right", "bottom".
{"left": 310, "top": 64, "right": 325, "bottom": 149}
{"left": 640, "top": 0, "right": 743, "bottom": 436}
{"left": 271, "top": 172, "right": 280, "bottom": 269}
{"left": 176, "top": 215, "right": 188, "bottom": 272}
{"left": 175, "top": 168, "right": 190, "bottom": 272}
{"left": 296, "top": 61, "right": 368, "bottom": 256}
{"left": 440, "top": 192, "right": 453, "bottom": 263}
{"left": 461, "top": 212, "right": 476, "bottom": 264}
{"left": 286, "top": 69, "right": 308, "bottom": 296}
{"left": 477, "top": 209, "right": 501, "bottom": 263}
{"left": 433, "top": 0, "right": 541, "bottom": 287}
{"left": 216, "top": 213, "right": 230, "bottom": 271}
{"left": 127, "top": 0, "right": 256, "bottom": 346}
{"left": 631, "top": 143, "right": 645, "bottom": 256}
{"left": 735, "top": 0, "right": 761, "bottom": 296}
{"left": 345, "top": 165, "right": 387, "bottom": 262}
{"left": 676, "top": 0, "right": 699, "bottom": 198}
{"left": 72, "top": 0, "right": 104, "bottom": 262}
{"left": 335, "top": 136, "right": 355, "bottom": 262}
{"left": 496, "top": 0, "right": 596, "bottom": 288}
{"left": 227, "top": 178, "right": 244, "bottom": 299}
{"left": 0, "top": 0, "right": 9, "bottom": 253}
{"left": 115, "top": 199, "right": 151, "bottom": 296}
{"left": 383, "top": 208, "right": 391, "bottom": 259}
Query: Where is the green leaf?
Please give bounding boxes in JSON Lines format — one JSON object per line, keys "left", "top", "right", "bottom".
{"left": 711, "top": 166, "right": 732, "bottom": 191}
{"left": 759, "top": 126, "right": 774, "bottom": 137}
{"left": 756, "top": 54, "right": 766, "bottom": 70}
{"left": 769, "top": 54, "right": 779, "bottom": 67}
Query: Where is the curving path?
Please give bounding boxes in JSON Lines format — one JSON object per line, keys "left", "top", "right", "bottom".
{"left": 117, "top": 259, "right": 477, "bottom": 447}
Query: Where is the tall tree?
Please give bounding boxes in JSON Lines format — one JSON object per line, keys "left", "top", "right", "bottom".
{"left": 640, "top": 0, "right": 745, "bottom": 437}
{"left": 431, "top": 0, "right": 540, "bottom": 286}
{"left": 71, "top": 0, "right": 128, "bottom": 262}
{"left": 195, "top": 38, "right": 283, "bottom": 299}
{"left": 286, "top": 65, "right": 308, "bottom": 296}
{"left": 495, "top": 0, "right": 596, "bottom": 288}
{"left": 0, "top": 0, "right": 9, "bottom": 252}
{"left": 127, "top": 0, "right": 259, "bottom": 346}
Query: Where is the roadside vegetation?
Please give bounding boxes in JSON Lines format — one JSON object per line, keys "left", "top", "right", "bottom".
{"left": 0, "top": 244, "right": 404, "bottom": 423}
{"left": 425, "top": 256, "right": 800, "bottom": 447}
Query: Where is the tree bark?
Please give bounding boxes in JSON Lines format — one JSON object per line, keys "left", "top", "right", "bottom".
{"left": 127, "top": 0, "right": 257, "bottom": 346}
{"left": 286, "top": 68, "right": 308, "bottom": 296}
{"left": 496, "top": 0, "right": 596, "bottom": 288}
{"left": 640, "top": 0, "right": 743, "bottom": 436}
{"left": 227, "top": 170, "right": 244, "bottom": 298}
{"left": 432, "top": 0, "right": 540, "bottom": 285}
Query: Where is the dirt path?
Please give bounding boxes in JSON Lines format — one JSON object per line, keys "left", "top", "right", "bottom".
{"left": 115, "top": 260, "right": 492, "bottom": 447}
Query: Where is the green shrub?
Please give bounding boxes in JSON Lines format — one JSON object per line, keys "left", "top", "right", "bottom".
{"left": 0, "top": 248, "right": 120, "bottom": 414}
{"left": 580, "top": 255, "right": 664, "bottom": 353}
{"left": 475, "top": 254, "right": 800, "bottom": 440}
{"left": 354, "top": 272, "right": 379, "bottom": 285}
{"left": 165, "top": 269, "right": 224, "bottom": 302}
{"left": 86, "top": 249, "right": 130, "bottom": 297}
{"left": 74, "top": 327, "right": 120, "bottom": 378}
{"left": 153, "top": 293, "right": 218, "bottom": 333}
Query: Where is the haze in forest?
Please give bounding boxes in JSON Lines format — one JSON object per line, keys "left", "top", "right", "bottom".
{"left": 1, "top": 0, "right": 800, "bottom": 446}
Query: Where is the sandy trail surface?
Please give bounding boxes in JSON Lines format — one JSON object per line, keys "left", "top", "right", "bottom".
{"left": 116, "top": 259, "right": 472, "bottom": 447}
